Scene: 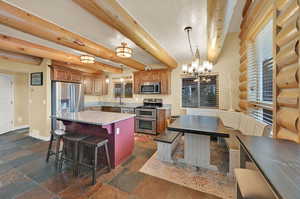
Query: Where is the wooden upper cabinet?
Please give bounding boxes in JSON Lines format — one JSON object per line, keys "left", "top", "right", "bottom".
{"left": 83, "top": 75, "right": 108, "bottom": 96}
{"left": 51, "top": 65, "right": 82, "bottom": 83}
{"left": 93, "top": 78, "right": 103, "bottom": 96}
{"left": 133, "top": 69, "right": 171, "bottom": 95}
{"left": 70, "top": 72, "right": 82, "bottom": 82}
{"left": 83, "top": 76, "right": 94, "bottom": 95}
{"left": 52, "top": 68, "right": 68, "bottom": 81}
{"left": 102, "top": 77, "right": 108, "bottom": 95}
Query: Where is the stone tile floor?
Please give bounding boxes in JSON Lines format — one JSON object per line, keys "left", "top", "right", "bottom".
{"left": 0, "top": 130, "right": 220, "bottom": 199}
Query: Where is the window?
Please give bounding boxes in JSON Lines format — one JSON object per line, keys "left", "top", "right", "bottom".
{"left": 182, "top": 75, "right": 219, "bottom": 108}
{"left": 114, "top": 82, "right": 133, "bottom": 98}
{"left": 247, "top": 20, "right": 273, "bottom": 125}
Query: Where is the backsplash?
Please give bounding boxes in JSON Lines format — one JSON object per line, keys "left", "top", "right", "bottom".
{"left": 84, "top": 101, "right": 171, "bottom": 109}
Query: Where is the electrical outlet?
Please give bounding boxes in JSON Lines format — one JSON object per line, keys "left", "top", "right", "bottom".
{"left": 116, "top": 128, "right": 120, "bottom": 135}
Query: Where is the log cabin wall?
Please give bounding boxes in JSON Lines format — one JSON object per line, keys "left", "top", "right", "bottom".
{"left": 239, "top": 0, "right": 300, "bottom": 143}
{"left": 274, "top": 0, "right": 300, "bottom": 143}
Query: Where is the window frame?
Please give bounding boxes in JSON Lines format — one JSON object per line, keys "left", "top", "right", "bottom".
{"left": 181, "top": 74, "right": 219, "bottom": 109}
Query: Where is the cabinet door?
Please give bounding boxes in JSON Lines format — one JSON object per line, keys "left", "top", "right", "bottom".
{"left": 93, "top": 78, "right": 102, "bottom": 96}
{"left": 102, "top": 77, "right": 108, "bottom": 95}
{"left": 70, "top": 72, "right": 82, "bottom": 83}
{"left": 133, "top": 72, "right": 141, "bottom": 94}
{"left": 160, "top": 70, "right": 170, "bottom": 94}
{"left": 53, "top": 69, "right": 68, "bottom": 81}
{"left": 83, "top": 77, "right": 93, "bottom": 95}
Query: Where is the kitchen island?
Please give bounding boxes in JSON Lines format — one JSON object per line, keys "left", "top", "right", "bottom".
{"left": 52, "top": 111, "right": 135, "bottom": 168}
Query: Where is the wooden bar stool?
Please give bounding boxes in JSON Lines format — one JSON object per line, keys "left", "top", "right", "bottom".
{"left": 46, "top": 129, "right": 67, "bottom": 167}
{"left": 79, "top": 136, "right": 111, "bottom": 185}
{"left": 59, "top": 133, "right": 90, "bottom": 176}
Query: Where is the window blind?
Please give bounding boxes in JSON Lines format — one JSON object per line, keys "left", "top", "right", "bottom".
{"left": 247, "top": 20, "right": 273, "bottom": 125}
{"left": 182, "top": 75, "right": 219, "bottom": 108}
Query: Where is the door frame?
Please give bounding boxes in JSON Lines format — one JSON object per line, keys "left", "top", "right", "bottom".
{"left": 0, "top": 73, "right": 14, "bottom": 134}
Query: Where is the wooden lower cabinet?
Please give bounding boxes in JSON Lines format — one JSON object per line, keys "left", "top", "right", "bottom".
{"left": 156, "top": 108, "right": 171, "bottom": 134}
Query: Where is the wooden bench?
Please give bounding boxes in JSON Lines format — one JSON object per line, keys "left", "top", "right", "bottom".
{"left": 154, "top": 131, "right": 182, "bottom": 163}
{"left": 235, "top": 168, "right": 276, "bottom": 199}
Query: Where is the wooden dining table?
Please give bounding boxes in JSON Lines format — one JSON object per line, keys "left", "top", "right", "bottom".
{"left": 167, "top": 115, "right": 229, "bottom": 169}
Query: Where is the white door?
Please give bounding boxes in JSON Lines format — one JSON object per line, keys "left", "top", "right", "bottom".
{"left": 0, "top": 74, "right": 14, "bottom": 134}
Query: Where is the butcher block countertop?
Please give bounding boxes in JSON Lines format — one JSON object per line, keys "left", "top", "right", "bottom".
{"left": 52, "top": 111, "right": 135, "bottom": 126}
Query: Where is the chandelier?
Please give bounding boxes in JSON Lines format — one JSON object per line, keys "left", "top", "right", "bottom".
{"left": 80, "top": 55, "right": 95, "bottom": 64}
{"left": 181, "top": 26, "right": 213, "bottom": 77}
{"left": 115, "top": 42, "right": 132, "bottom": 58}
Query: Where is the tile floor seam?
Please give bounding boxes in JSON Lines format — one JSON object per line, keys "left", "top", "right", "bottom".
{"left": 14, "top": 166, "right": 61, "bottom": 199}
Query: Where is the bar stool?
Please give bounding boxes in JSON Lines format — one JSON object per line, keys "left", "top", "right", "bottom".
{"left": 79, "top": 136, "right": 111, "bottom": 185}
{"left": 59, "top": 133, "right": 90, "bottom": 176}
{"left": 46, "top": 129, "right": 67, "bottom": 167}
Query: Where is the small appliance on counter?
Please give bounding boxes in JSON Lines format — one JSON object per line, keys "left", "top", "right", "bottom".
{"left": 135, "top": 98, "right": 164, "bottom": 135}
{"left": 51, "top": 82, "right": 84, "bottom": 130}
{"left": 140, "top": 82, "right": 161, "bottom": 94}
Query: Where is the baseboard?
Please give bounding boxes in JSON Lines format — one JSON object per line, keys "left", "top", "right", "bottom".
{"left": 11, "top": 125, "right": 30, "bottom": 131}
{"left": 29, "top": 130, "right": 50, "bottom": 141}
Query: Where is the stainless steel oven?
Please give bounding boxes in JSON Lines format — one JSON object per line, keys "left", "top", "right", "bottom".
{"left": 135, "top": 98, "right": 162, "bottom": 135}
{"left": 136, "top": 108, "right": 157, "bottom": 118}
{"left": 140, "top": 82, "right": 161, "bottom": 94}
{"left": 135, "top": 117, "right": 157, "bottom": 134}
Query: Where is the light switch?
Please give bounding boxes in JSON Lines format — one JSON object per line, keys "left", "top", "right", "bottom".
{"left": 116, "top": 128, "right": 120, "bottom": 135}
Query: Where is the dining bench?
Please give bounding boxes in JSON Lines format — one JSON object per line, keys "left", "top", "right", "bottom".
{"left": 154, "top": 130, "right": 182, "bottom": 163}
{"left": 235, "top": 168, "right": 276, "bottom": 199}
{"left": 219, "top": 111, "right": 271, "bottom": 176}
{"left": 186, "top": 109, "right": 271, "bottom": 175}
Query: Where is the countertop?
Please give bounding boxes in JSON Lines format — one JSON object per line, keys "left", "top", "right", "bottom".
{"left": 84, "top": 102, "right": 171, "bottom": 109}
{"left": 52, "top": 111, "right": 135, "bottom": 126}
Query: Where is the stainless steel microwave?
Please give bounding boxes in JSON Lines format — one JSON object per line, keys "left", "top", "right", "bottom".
{"left": 140, "top": 82, "right": 161, "bottom": 94}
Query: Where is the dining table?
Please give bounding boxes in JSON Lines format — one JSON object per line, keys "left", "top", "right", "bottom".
{"left": 167, "top": 115, "right": 229, "bottom": 169}
{"left": 237, "top": 135, "right": 300, "bottom": 199}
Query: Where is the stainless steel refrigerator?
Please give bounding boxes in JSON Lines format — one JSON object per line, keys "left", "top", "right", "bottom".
{"left": 51, "top": 82, "right": 84, "bottom": 130}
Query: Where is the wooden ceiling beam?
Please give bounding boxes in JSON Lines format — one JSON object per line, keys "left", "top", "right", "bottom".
{"left": 51, "top": 60, "right": 101, "bottom": 74}
{"left": 0, "top": 34, "right": 123, "bottom": 74}
{"left": 0, "top": 1, "right": 143, "bottom": 71}
{"left": 207, "top": 0, "right": 228, "bottom": 63}
{"left": 73, "top": 0, "right": 178, "bottom": 69}
{"left": 0, "top": 49, "right": 42, "bottom": 65}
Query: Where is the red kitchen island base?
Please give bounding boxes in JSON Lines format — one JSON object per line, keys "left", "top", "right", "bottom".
{"left": 54, "top": 111, "right": 135, "bottom": 168}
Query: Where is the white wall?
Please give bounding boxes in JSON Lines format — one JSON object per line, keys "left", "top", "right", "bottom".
{"left": 87, "top": 32, "right": 241, "bottom": 116}
{"left": 0, "top": 58, "right": 52, "bottom": 139}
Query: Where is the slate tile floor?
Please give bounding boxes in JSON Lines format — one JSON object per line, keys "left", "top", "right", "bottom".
{"left": 0, "top": 130, "right": 220, "bottom": 199}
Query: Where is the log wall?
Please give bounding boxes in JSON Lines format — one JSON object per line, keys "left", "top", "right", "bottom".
{"left": 239, "top": 0, "right": 300, "bottom": 143}
{"left": 274, "top": 0, "right": 300, "bottom": 143}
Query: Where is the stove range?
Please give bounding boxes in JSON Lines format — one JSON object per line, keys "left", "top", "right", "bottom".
{"left": 135, "top": 99, "right": 163, "bottom": 135}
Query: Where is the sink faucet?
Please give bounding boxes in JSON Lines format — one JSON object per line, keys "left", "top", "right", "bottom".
{"left": 119, "top": 95, "right": 124, "bottom": 105}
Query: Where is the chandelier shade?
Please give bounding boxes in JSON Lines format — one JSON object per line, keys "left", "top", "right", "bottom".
{"left": 116, "top": 42, "right": 132, "bottom": 58}
{"left": 80, "top": 55, "right": 95, "bottom": 64}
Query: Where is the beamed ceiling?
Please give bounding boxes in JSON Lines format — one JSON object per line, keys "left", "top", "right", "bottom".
{"left": 0, "top": 0, "right": 245, "bottom": 73}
